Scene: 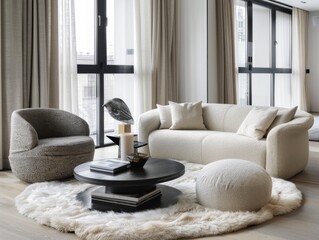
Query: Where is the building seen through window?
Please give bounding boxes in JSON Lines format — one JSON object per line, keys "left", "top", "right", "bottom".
{"left": 74, "top": 0, "right": 134, "bottom": 146}
{"left": 235, "top": 0, "right": 292, "bottom": 107}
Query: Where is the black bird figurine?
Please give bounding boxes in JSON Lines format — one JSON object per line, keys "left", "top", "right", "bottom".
{"left": 103, "top": 98, "right": 134, "bottom": 125}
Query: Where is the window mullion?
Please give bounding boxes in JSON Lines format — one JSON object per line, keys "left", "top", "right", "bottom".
{"left": 247, "top": 0, "right": 252, "bottom": 105}
{"left": 97, "top": 0, "right": 107, "bottom": 68}
{"left": 96, "top": 0, "right": 107, "bottom": 146}
{"left": 271, "top": 9, "right": 276, "bottom": 106}
{"left": 247, "top": 0, "right": 253, "bottom": 67}
{"left": 271, "top": 9, "right": 276, "bottom": 69}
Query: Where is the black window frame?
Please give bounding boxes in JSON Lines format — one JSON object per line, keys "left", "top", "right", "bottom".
{"left": 238, "top": 0, "right": 292, "bottom": 106}
{"left": 77, "top": 0, "right": 134, "bottom": 147}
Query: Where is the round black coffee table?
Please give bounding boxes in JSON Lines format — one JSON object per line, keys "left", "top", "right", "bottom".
{"left": 74, "top": 158, "right": 185, "bottom": 212}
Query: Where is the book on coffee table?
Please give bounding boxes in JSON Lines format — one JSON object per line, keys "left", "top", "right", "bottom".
{"left": 90, "top": 159, "right": 130, "bottom": 174}
{"left": 91, "top": 192, "right": 161, "bottom": 207}
{"left": 91, "top": 187, "right": 162, "bottom": 207}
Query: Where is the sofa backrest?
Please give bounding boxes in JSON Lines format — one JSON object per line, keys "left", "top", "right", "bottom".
{"left": 202, "top": 104, "right": 254, "bottom": 132}
{"left": 202, "top": 103, "right": 309, "bottom": 133}
{"left": 152, "top": 103, "right": 309, "bottom": 133}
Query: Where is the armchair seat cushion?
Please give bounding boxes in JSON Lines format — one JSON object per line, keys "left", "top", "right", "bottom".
{"left": 36, "top": 136, "right": 94, "bottom": 156}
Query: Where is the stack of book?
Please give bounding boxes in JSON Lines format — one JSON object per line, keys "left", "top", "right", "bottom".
{"left": 90, "top": 159, "right": 130, "bottom": 174}
{"left": 91, "top": 187, "right": 162, "bottom": 207}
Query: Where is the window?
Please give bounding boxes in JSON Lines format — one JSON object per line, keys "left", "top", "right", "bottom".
{"left": 74, "top": 0, "right": 134, "bottom": 146}
{"left": 236, "top": 0, "right": 292, "bottom": 107}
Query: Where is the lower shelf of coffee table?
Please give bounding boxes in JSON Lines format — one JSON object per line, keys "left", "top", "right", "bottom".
{"left": 76, "top": 184, "right": 181, "bottom": 212}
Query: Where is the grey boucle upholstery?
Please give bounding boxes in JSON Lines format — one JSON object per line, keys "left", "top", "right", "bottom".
{"left": 9, "top": 108, "right": 95, "bottom": 183}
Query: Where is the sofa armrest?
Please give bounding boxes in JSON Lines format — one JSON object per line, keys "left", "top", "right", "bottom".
{"left": 138, "top": 109, "right": 161, "bottom": 154}
{"left": 266, "top": 113, "right": 314, "bottom": 179}
{"left": 10, "top": 112, "right": 38, "bottom": 154}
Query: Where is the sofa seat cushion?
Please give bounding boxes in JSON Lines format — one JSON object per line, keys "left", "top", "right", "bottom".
{"left": 149, "top": 129, "right": 214, "bottom": 163}
{"left": 29, "top": 136, "right": 95, "bottom": 156}
{"left": 149, "top": 130, "right": 267, "bottom": 166}
{"left": 202, "top": 132, "right": 266, "bottom": 167}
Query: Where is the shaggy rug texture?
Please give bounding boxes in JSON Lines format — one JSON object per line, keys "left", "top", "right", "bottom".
{"left": 15, "top": 161, "right": 302, "bottom": 240}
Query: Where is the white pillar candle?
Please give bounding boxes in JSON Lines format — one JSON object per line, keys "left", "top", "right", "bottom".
{"left": 120, "top": 133, "right": 134, "bottom": 161}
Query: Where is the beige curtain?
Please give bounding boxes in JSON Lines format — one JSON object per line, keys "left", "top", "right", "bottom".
{"left": 0, "top": 0, "right": 2, "bottom": 170}
{"left": 1, "top": 0, "right": 23, "bottom": 170}
{"left": 22, "top": 0, "right": 59, "bottom": 108}
{"left": 0, "top": 0, "right": 59, "bottom": 169}
{"left": 216, "top": 0, "right": 237, "bottom": 104}
{"left": 292, "top": 8, "right": 309, "bottom": 111}
{"left": 151, "top": 0, "right": 179, "bottom": 107}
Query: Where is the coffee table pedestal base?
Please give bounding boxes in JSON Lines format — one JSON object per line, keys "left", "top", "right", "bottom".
{"left": 76, "top": 184, "right": 181, "bottom": 212}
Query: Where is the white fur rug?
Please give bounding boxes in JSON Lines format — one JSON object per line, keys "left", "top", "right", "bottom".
{"left": 15, "top": 161, "right": 302, "bottom": 240}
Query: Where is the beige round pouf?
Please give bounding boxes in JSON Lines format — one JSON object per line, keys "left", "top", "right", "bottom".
{"left": 196, "top": 159, "right": 272, "bottom": 212}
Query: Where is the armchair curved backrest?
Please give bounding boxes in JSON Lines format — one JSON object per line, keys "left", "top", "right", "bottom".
{"left": 10, "top": 108, "right": 91, "bottom": 154}
{"left": 14, "top": 108, "right": 90, "bottom": 139}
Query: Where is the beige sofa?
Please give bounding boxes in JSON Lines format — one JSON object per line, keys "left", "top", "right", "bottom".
{"left": 139, "top": 103, "right": 314, "bottom": 179}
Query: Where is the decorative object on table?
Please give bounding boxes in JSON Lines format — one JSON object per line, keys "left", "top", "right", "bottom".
{"left": 103, "top": 98, "right": 134, "bottom": 125}
{"left": 16, "top": 161, "right": 302, "bottom": 240}
{"left": 127, "top": 152, "right": 149, "bottom": 168}
{"left": 103, "top": 98, "right": 138, "bottom": 158}
{"left": 118, "top": 123, "right": 131, "bottom": 134}
{"left": 120, "top": 133, "right": 134, "bottom": 161}
{"left": 90, "top": 159, "right": 130, "bottom": 174}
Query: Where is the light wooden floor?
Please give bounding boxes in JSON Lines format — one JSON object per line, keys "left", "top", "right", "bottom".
{"left": 1, "top": 143, "right": 319, "bottom": 240}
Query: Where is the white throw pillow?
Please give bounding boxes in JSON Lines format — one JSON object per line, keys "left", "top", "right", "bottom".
{"left": 169, "top": 101, "right": 207, "bottom": 130}
{"left": 237, "top": 107, "right": 278, "bottom": 140}
{"left": 157, "top": 104, "right": 172, "bottom": 129}
{"left": 266, "top": 106, "right": 298, "bottom": 134}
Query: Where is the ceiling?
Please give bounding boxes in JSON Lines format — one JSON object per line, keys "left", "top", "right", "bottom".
{"left": 274, "top": 0, "right": 319, "bottom": 11}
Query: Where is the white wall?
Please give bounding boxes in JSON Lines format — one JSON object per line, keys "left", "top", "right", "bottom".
{"left": 308, "top": 11, "right": 319, "bottom": 112}
{"left": 179, "top": 0, "right": 208, "bottom": 103}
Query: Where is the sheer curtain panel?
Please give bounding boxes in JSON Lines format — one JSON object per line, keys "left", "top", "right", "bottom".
{"left": 216, "top": 0, "right": 237, "bottom": 104}
{"left": 134, "top": 0, "right": 152, "bottom": 121}
{"left": 0, "top": 0, "right": 59, "bottom": 169}
{"left": 275, "top": 11, "right": 292, "bottom": 108}
{"left": 292, "top": 8, "right": 309, "bottom": 111}
{"left": 58, "top": 0, "right": 78, "bottom": 114}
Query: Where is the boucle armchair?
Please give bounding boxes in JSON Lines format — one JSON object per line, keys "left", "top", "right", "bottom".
{"left": 9, "top": 108, "right": 95, "bottom": 183}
